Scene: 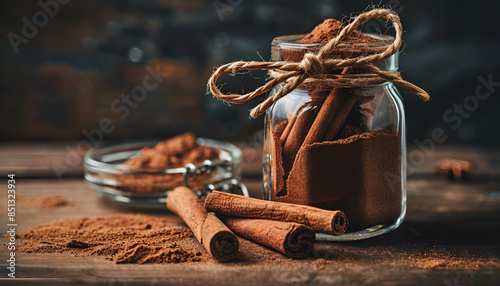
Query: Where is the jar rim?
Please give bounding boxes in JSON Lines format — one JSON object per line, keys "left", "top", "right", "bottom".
{"left": 271, "top": 33, "right": 394, "bottom": 50}
{"left": 271, "top": 33, "right": 398, "bottom": 71}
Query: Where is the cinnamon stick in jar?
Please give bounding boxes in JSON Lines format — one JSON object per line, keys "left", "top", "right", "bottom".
{"left": 290, "top": 21, "right": 383, "bottom": 146}
{"left": 279, "top": 21, "right": 381, "bottom": 188}
{"left": 166, "top": 186, "right": 239, "bottom": 261}
{"left": 300, "top": 90, "right": 344, "bottom": 145}
{"left": 220, "top": 217, "right": 315, "bottom": 259}
{"left": 205, "top": 191, "right": 348, "bottom": 236}
{"left": 322, "top": 92, "right": 361, "bottom": 141}
{"left": 280, "top": 88, "right": 328, "bottom": 191}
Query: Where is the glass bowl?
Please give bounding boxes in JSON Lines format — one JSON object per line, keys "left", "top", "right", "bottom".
{"left": 84, "top": 138, "right": 247, "bottom": 209}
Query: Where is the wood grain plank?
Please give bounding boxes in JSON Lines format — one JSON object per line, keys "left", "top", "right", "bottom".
{"left": 0, "top": 177, "right": 499, "bottom": 285}
{"left": 1, "top": 142, "right": 498, "bottom": 179}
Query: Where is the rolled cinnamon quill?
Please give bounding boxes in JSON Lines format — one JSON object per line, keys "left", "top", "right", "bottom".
{"left": 221, "top": 217, "right": 315, "bottom": 259}
{"left": 301, "top": 68, "right": 351, "bottom": 146}
{"left": 166, "top": 186, "right": 239, "bottom": 261}
{"left": 205, "top": 191, "right": 348, "bottom": 236}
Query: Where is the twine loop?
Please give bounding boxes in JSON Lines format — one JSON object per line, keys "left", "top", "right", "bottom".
{"left": 208, "top": 9, "right": 430, "bottom": 118}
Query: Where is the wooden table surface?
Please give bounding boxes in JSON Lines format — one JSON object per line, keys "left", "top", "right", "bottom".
{"left": 0, "top": 143, "right": 499, "bottom": 285}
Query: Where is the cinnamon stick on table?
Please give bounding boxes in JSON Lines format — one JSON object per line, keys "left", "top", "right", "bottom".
{"left": 205, "top": 191, "right": 348, "bottom": 236}
{"left": 166, "top": 186, "right": 239, "bottom": 261}
{"left": 220, "top": 217, "right": 315, "bottom": 259}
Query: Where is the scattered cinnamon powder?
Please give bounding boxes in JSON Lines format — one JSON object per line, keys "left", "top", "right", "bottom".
{"left": 312, "top": 239, "right": 500, "bottom": 270}
{"left": 312, "top": 258, "right": 327, "bottom": 270}
{"left": 107, "top": 133, "right": 220, "bottom": 192}
{"left": 17, "top": 195, "right": 73, "bottom": 209}
{"left": 410, "top": 258, "right": 500, "bottom": 270}
{"left": 14, "top": 214, "right": 205, "bottom": 264}
{"left": 9, "top": 214, "right": 500, "bottom": 270}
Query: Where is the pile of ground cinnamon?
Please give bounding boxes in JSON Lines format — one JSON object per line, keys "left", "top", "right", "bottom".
{"left": 282, "top": 19, "right": 381, "bottom": 62}
{"left": 297, "top": 19, "right": 379, "bottom": 44}
{"left": 123, "top": 133, "right": 219, "bottom": 169}
{"left": 15, "top": 214, "right": 205, "bottom": 264}
{"left": 110, "top": 133, "right": 220, "bottom": 192}
{"left": 271, "top": 19, "right": 401, "bottom": 231}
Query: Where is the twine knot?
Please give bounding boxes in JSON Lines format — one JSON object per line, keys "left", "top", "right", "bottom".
{"left": 207, "top": 9, "right": 430, "bottom": 118}
{"left": 300, "top": 53, "right": 325, "bottom": 76}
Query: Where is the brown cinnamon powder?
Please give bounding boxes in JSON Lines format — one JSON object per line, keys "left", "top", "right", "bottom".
{"left": 109, "top": 133, "right": 220, "bottom": 192}
{"left": 9, "top": 214, "right": 499, "bottom": 269}
{"left": 277, "top": 129, "right": 401, "bottom": 230}
{"left": 14, "top": 214, "right": 205, "bottom": 264}
{"left": 123, "top": 132, "right": 218, "bottom": 169}
{"left": 283, "top": 18, "right": 381, "bottom": 62}
{"left": 17, "top": 195, "right": 73, "bottom": 209}
{"left": 313, "top": 241, "right": 500, "bottom": 270}
{"left": 297, "top": 19, "right": 379, "bottom": 44}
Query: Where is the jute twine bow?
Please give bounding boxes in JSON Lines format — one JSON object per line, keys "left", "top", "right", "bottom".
{"left": 208, "top": 9, "right": 430, "bottom": 118}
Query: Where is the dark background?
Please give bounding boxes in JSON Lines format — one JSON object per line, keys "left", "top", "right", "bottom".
{"left": 1, "top": 0, "right": 499, "bottom": 145}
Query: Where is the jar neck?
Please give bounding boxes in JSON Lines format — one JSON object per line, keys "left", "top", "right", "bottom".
{"left": 271, "top": 34, "right": 398, "bottom": 72}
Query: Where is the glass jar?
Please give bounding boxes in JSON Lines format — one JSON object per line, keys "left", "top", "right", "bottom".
{"left": 84, "top": 138, "right": 247, "bottom": 209}
{"left": 263, "top": 34, "right": 406, "bottom": 241}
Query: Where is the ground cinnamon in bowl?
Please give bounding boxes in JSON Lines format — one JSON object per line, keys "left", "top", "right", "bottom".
{"left": 84, "top": 133, "right": 243, "bottom": 207}
{"left": 117, "top": 132, "right": 221, "bottom": 192}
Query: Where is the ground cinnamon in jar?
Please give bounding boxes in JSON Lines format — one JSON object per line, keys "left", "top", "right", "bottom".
{"left": 282, "top": 19, "right": 380, "bottom": 62}
{"left": 271, "top": 19, "right": 402, "bottom": 231}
